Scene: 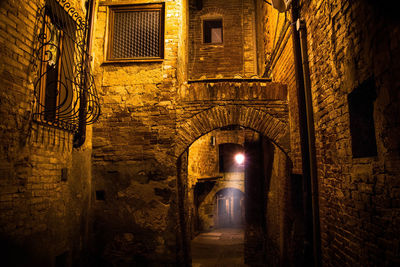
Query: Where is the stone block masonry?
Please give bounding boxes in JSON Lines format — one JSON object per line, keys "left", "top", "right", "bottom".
{"left": 92, "top": 0, "right": 185, "bottom": 264}
{"left": 92, "top": 0, "right": 290, "bottom": 263}
{"left": 2, "top": 0, "right": 398, "bottom": 265}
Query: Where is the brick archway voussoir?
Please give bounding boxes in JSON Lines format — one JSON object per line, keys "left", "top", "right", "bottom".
{"left": 176, "top": 105, "right": 289, "bottom": 157}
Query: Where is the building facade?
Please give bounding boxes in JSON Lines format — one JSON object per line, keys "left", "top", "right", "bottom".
{"left": 0, "top": 0, "right": 399, "bottom": 266}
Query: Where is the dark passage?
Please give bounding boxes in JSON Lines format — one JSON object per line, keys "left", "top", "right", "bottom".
{"left": 191, "top": 228, "right": 246, "bottom": 267}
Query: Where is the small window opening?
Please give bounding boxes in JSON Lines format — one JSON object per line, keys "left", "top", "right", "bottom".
{"left": 96, "top": 190, "right": 106, "bottom": 201}
{"left": 203, "top": 19, "right": 223, "bottom": 44}
{"left": 348, "top": 77, "right": 378, "bottom": 158}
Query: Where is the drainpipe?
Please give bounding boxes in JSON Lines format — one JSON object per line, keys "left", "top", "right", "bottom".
{"left": 297, "top": 18, "right": 321, "bottom": 267}
{"left": 73, "top": 0, "right": 95, "bottom": 148}
{"left": 290, "top": 1, "right": 321, "bottom": 266}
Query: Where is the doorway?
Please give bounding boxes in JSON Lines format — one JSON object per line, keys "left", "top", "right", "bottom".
{"left": 215, "top": 188, "right": 244, "bottom": 228}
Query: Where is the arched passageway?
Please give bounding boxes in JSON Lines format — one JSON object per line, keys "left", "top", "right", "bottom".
{"left": 214, "top": 188, "right": 245, "bottom": 228}
{"left": 176, "top": 118, "right": 303, "bottom": 266}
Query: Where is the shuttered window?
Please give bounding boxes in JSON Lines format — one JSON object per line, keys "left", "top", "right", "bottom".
{"left": 107, "top": 4, "right": 164, "bottom": 62}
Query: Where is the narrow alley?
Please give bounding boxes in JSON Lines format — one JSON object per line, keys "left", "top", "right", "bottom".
{"left": 192, "top": 228, "right": 246, "bottom": 267}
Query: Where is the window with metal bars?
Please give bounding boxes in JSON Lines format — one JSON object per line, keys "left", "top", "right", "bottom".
{"left": 106, "top": 3, "right": 165, "bottom": 62}
{"left": 34, "top": 0, "right": 100, "bottom": 133}
{"left": 36, "top": 0, "right": 76, "bottom": 128}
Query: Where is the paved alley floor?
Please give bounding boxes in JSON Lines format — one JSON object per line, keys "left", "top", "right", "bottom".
{"left": 191, "top": 228, "right": 247, "bottom": 267}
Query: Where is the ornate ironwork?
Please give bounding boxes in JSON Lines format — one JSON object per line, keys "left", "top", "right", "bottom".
{"left": 33, "top": 0, "right": 100, "bottom": 132}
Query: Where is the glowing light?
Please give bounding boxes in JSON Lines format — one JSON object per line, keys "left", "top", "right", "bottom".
{"left": 235, "top": 153, "right": 245, "bottom": 165}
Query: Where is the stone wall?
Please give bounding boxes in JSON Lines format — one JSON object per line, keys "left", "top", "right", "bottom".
{"left": 298, "top": 0, "right": 400, "bottom": 265}
{"left": 92, "top": 1, "right": 289, "bottom": 256}
{"left": 188, "top": 0, "right": 257, "bottom": 79}
{"left": 91, "top": 0, "right": 185, "bottom": 265}
{"left": 0, "top": 0, "right": 93, "bottom": 266}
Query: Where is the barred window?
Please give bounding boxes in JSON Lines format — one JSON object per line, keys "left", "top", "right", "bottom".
{"left": 34, "top": 0, "right": 100, "bottom": 133}
{"left": 107, "top": 4, "right": 165, "bottom": 62}
{"left": 36, "top": 0, "right": 76, "bottom": 128}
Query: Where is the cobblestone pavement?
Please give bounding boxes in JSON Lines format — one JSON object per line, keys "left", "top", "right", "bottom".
{"left": 191, "top": 228, "right": 247, "bottom": 267}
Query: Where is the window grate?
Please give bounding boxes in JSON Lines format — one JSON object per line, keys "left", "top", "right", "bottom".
{"left": 33, "top": 0, "right": 100, "bottom": 132}
{"left": 113, "top": 11, "right": 160, "bottom": 58}
{"left": 107, "top": 4, "right": 164, "bottom": 61}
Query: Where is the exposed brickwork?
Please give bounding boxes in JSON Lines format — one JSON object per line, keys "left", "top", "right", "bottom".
{"left": 298, "top": 0, "right": 400, "bottom": 265}
{"left": 188, "top": 0, "right": 257, "bottom": 79}
{"left": 188, "top": 128, "right": 253, "bottom": 181}
{"left": 176, "top": 104, "right": 290, "bottom": 157}
{"left": 188, "top": 129, "right": 253, "bottom": 230}
{"left": 264, "top": 139, "right": 303, "bottom": 266}
{"left": 180, "top": 81, "right": 287, "bottom": 102}
{"left": 0, "top": 0, "right": 92, "bottom": 265}
{"left": 262, "top": 3, "right": 302, "bottom": 174}
{"left": 2, "top": 0, "right": 399, "bottom": 266}
{"left": 93, "top": 3, "right": 288, "bottom": 262}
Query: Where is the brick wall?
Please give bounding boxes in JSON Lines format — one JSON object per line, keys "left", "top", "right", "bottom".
{"left": 0, "top": 0, "right": 92, "bottom": 266}
{"left": 299, "top": 0, "right": 400, "bottom": 265}
{"left": 188, "top": 0, "right": 257, "bottom": 79}
{"left": 92, "top": 0, "right": 289, "bottom": 257}
{"left": 264, "top": 139, "right": 303, "bottom": 266}
{"left": 261, "top": 1, "right": 302, "bottom": 174}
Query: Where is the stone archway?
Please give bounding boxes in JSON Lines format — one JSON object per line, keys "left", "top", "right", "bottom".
{"left": 175, "top": 105, "right": 290, "bottom": 158}
{"left": 175, "top": 105, "right": 292, "bottom": 266}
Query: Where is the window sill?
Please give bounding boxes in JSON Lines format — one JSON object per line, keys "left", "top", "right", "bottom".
{"left": 102, "top": 58, "right": 164, "bottom": 64}
{"left": 202, "top": 43, "right": 224, "bottom": 46}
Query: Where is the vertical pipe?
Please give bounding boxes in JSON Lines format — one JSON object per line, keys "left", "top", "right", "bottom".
{"left": 73, "top": 0, "right": 95, "bottom": 148}
{"left": 297, "top": 19, "right": 321, "bottom": 267}
{"left": 290, "top": 0, "right": 314, "bottom": 266}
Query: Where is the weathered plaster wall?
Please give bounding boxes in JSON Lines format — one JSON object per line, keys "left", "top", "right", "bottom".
{"left": 0, "top": 0, "right": 93, "bottom": 266}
